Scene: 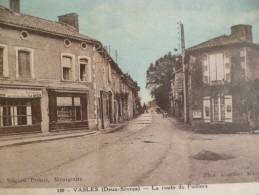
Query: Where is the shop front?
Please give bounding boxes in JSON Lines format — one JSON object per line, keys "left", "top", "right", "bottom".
{"left": 0, "top": 87, "right": 42, "bottom": 135}
{"left": 48, "top": 89, "right": 89, "bottom": 131}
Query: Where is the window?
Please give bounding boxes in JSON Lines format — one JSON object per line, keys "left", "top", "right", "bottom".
{"left": 0, "top": 44, "right": 8, "bottom": 77}
{"left": 18, "top": 51, "right": 31, "bottom": 78}
{"left": 204, "top": 53, "right": 231, "bottom": 84}
{"left": 16, "top": 47, "right": 34, "bottom": 79}
{"left": 209, "top": 53, "right": 224, "bottom": 82}
{"left": 79, "top": 58, "right": 88, "bottom": 81}
{"left": 56, "top": 97, "right": 82, "bottom": 122}
{"left": 0, "top": 99, "right": 41, "bottom": 127}
{"left": 64, "top": 39, "right": 71, "bottom": 47}
{"left": 61, "top": 54, "right": 75, "bottom": 81}
{"left": 20, "top": 30, "right": 29, "bottom": 40}
{"left": 203, "top": 96, "right": 232, "bottom": 123}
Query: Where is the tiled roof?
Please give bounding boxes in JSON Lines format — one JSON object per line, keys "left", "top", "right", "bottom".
{"left": 187, "top": 35, "right": 253, "bottom": 51}
{"left": 0, "top": 6, "right": 98, "bottom": 42}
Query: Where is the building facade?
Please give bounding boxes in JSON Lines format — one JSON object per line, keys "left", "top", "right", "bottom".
{"left": 185, "top": 24, "right": 259, "bottom": 131}
{"left": 0, "top": 1, "right": 140, "bottom": 135}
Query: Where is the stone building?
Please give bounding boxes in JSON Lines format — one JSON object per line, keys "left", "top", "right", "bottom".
{"left": 0, "top": 0, "right": 140, "bottom": 135}
{"left": 185, "top": 24, "right": 259, "bottom": 131}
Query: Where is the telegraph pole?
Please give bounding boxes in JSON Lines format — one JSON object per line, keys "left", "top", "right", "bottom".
{"left": 115, "top": 50, "right": 118, "bottom": 64}
{"left": 180, "top": 22, "right": 187, "bottom": 123}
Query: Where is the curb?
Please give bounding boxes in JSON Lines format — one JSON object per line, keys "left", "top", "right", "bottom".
{"left": 103, "top": 124, "right": 126, "bottom": 134}
{"left": 0, "top": 131, "right": 98, "bottom": 149}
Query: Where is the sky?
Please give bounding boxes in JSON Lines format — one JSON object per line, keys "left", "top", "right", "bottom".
{"left": 1, "top": 0, "right": 259, "bottom": 103}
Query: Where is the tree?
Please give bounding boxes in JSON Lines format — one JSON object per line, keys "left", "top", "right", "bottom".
{"left": 146, "top": 52, "right": 181, "bottom": 109}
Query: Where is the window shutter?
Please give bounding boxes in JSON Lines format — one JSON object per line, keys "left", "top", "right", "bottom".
{"left": 203, "top": 55, "right": 209, "bottom": 83}
{"left": 203, "top": 97, "right": 211, "bottom": 123}
{"left": 0, "top": 48, "right": 3, "bottom": 76}
{"left": 81, "top": 96, "right": 88, "bottom": 121}
{"left": 216, "top": 53, "right": 224, "bottom": 81}
{"left": 224, "top": 56, "right": 230, "bottom": 82}
{"left": 31, "top": 98, "right": 41, "bottom": 124}
{"left": 209, "top": 54, "right": 216, "bottom": 81}
{"left": 225, "top": 95, "right": 232, "bottom": 122}
{"left": 18, "top": 51, "right": 31, "bottom": 78}
{"left": 49, "top": 93, "right": 57, "bottom": 122}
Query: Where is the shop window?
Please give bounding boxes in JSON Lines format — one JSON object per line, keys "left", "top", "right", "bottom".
{"left": 56, "top": 96, "right": 83, "bottom": 123}
{"left": 0, "top": 99, "right": 41, "bottom": 127}
{"left": 62, "top": 55, "right": 73, "bottom": 81}
{"left": 203, "top": 96, "right": 232, "bottom": 123}
{"left": 79, "top": 58, "right": 88, "bottom": 82}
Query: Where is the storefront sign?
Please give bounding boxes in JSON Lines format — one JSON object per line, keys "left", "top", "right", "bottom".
{"left": 192, "top": 110, "right": 202, "bottom": 119}
{"left": 0, "top": 88, "right": 42, "bottom": 98}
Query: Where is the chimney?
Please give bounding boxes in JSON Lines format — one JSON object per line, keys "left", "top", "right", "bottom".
{"left": 231, "top": 24, "right": 253, "bottom": 42}
{"left": 9, "top": 0, "right": 20, "bottom": 13}
{"left": 58, "top": 13, "right": 79, "bottom": 32}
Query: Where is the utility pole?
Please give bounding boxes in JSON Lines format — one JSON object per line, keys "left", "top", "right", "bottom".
{"left": 115, "top": 50, "right": 118, "bottom": 64}
{"left": 180, "top": 22, "right": 187, "bottom": 123}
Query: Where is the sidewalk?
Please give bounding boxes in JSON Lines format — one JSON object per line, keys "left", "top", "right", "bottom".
{"left": 0, "top": 123, "right": 126, "bottom": 149}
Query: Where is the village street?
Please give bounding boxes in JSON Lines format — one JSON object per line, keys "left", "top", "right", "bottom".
{"left": 0, "top": 112, "right": 259, "bottom": 188}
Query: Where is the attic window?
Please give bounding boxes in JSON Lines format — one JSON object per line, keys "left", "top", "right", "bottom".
{"left": 81, "top": 42, "right": 87, "bottom": 50}
{"left": 21, "top": 30, "right": 29, "bottom": 40}
{"left": 64, "top": 39, "right": 71, "bottom": 47}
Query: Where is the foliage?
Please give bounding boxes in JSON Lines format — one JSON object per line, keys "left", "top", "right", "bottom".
{"left": 146, "top": 52, "right": 181, "bottom": 109}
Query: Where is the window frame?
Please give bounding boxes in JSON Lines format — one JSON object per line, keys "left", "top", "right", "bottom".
{"left": 78, "top": 56, "right": 91, "bottom": 82}
{"left": 16, "top": 47, "right": 34, "bottom": 79}
{"left": 61, "top": 53, "right": 75, "bottom": 82}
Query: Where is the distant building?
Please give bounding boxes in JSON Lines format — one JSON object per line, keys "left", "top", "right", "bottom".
{"left": 185, "top": 24, "right": 259, "bottom": 131}
{"left": 0, "top": 0, "right": 140, "bottom": 135}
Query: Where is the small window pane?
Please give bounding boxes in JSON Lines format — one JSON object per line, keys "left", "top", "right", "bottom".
{"left": 63, "top": 67, "right": 70, "bottom": 80}
{"left": 80, "top": 64, "right": 86, "bottom": 81}
{"left": 63, "top": 56, "right": 72, "bottom": 68}
{"left": 74, "top": 97, "right": 80, "bottom": 106}
{"left": 57, "top": 97, "right": 72, "bottom": 106}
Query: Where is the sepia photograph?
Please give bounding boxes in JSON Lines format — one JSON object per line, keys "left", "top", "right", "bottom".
{"left": 0, "top": 0, "right": 259, "bottom": 194}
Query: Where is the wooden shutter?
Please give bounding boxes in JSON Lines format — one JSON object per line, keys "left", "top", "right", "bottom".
{"left": 203, "top": 54, "right": 209, "bottom": 84}
{"left": 216, "top": 53, "right": 224, "bottom": 81}
{"left": 209, "top": 54, "right": 216, "bottom": 81}
{"left": 49, "top": 93, "right": 57, "bottom": 122}
{"left": 18, "top": 51, "right": 31, "bottom": 78}
{"left": 81, "top": 95, "right": 88, "bottom": 121}
{"left": 224, "top": 56, "right": 231, "bottom": 82}
{"left": 31, "top": 98, "right": 42, "bottom": 124}
{"left": 225, "top": 96, "right": 232, "bottom": 122}
{"left": 203, "top": 97, "right": 211, "bottom": 123}
{"left": 0, "top": 48, "right": 3, "bottom": 76}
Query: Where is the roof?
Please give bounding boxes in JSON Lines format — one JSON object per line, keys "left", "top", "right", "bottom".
{"left": 0, "top": 5, "right": 97, "bottom": 43}
{"left": 186, "top": 34, "right": 259, "bottom": 52}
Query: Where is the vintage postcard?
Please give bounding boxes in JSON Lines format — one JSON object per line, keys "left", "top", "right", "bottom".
{"left": 0, "top": 0, "right": 259, "bottom": 194}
